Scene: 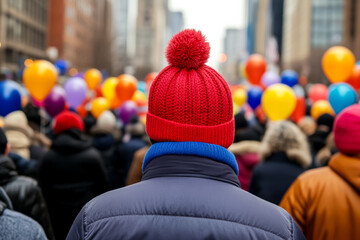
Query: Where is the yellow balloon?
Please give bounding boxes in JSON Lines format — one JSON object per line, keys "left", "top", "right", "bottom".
{"left": 262, "top": 84, "right": 296, "bottom": 121}
{"left": 311, "top": 100, "right": 334, "bottom": 120}
{"left": 91, "top": 97, "right": 110, "bottom": 119}
{"left": 102, "top": 77, "right": 119, "bottom": 106}
{"left": 85, "top": 69, "right": 102, "bottom": 90}
{"left": 131, "top": 90, "right": 147, "bottom": 102}
{"left": 322, "top": 46, "right": 355, "bottom": 83}
{"left": 233, "top": 88, "right": 247, "bottom": 107}
{"left": 23, "top": 60, "right": 57, "bottom": 101}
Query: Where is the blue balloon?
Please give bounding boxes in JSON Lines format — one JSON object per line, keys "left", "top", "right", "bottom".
{"left": 0, "top": 80, "right": 21, "bottom": 116}
{"left": 138, "top": 81, "right": 146, "bottom": 93}
{"left": 281, "top": 70, "right": 299, "bottom": 87}
{"left": 247, "top": 86, "right": 263, "bottom": 110}
{"left": 55, "top": 59, "right": 68, "bottom": 75}
{"left": 357, "top": 61, "right": 360, "bottom": 66}
{"left": 328, "top": 83, "right": 358, "bottom": 114}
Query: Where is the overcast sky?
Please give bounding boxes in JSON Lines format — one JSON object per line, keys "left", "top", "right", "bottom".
{"left": 169, "top": 0, "right": 247, "bottom": 70}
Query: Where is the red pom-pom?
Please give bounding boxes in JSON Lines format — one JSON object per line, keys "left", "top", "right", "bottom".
{"left": 166, "top": 29, "right": 210, "bottom": 69}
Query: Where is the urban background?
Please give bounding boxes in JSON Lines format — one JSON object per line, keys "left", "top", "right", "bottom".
{"left": 0, "top": 0, "right": 359, "bottom": 84}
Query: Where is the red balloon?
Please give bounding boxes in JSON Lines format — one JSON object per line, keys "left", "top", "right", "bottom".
{"left": 308, "top": 84, "right": 328, "bottom": 103}
{"left": 346, "top": 66, "right": 360, "bottom": 90}
{"left": 291, "top": 97, "right": 306, "bottom": 123}
{"left": 245, "top": 54, "right": 266, "bottom": 85}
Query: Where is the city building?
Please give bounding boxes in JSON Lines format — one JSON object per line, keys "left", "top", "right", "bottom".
{"left": 135, "top": 0, "right": 168, "bottom": 80}
{"left": 48, "top": 0, "right": 112, "bottom": 73}
{"left": 0, "top": 0, "right": 48, "bottom": 76}
{"left": 220, "top": 28, "right": 247, "bottom": 84}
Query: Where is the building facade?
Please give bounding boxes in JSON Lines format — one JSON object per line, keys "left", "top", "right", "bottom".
{"left": 0, "top": 0, "right": 48, "bottom": 76}
{"left": 48, "top": 0, "right": 112, "bottom": 73}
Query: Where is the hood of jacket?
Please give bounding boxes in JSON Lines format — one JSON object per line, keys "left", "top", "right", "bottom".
{"left": 228, "top": 141, "right": 261, "bottom": 155}
{"left": 0, "top": 155, "right": 17, "bottom": 185}
{"left": 329, "top": 153, "right": 360, "bottom": 192}
{"left": 92, "top": 134, "right": 115, "bottom": 151}
{"left": 51, "top": 129, "right": 91, "bottom": 154}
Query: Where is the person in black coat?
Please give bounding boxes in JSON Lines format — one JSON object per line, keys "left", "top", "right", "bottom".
{"left": 0, "top": 128, "right": 55, "bottom": 239}
{"left": 39, "top": 111, "right": 109, "bottom": 240}
{"left": 91, "top": 110, "right": 119, "bottom": 189}
{"left": 249, "top": 121, "right": 312, "bottom": 205}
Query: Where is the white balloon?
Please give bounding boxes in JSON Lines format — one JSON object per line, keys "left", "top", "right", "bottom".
{"left": 293, "top": 85, "right": 305, "bottom": 97}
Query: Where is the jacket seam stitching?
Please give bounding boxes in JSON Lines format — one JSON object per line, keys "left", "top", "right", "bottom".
{"left": 83, "top": 205, "right": 89, "bottom": 239}
{"left": 87, "top": 214, "right": 287, "bottom": 239}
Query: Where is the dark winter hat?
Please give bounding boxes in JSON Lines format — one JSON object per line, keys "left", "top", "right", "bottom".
{"left": 146, "top": 29, "right": 234, "bottom": 148}
{"left": 234, "top": 112, "right": 248, "bottom": 130}
{"left": 53, "top": 111, "right": 84, "bottom": 134}
{"left": 0, "top": 128, "right": 7, "bottom": 154}
{"left": 317, "top": 113, "right": 334, "bottom": 131}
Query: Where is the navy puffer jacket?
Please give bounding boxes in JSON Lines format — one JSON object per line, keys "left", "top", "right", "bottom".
{"left": 67, "top": 142, "right": 305, "bottom": 240}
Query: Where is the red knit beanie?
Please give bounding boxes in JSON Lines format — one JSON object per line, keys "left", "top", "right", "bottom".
{"left": 146, "top": 29, "right": 234, "bottom": 148}
{"left": 334, "top": 104, "right": 360, "bottom": 155}
{"left": 53, "top": 111, "right": 84, "bottom": 134}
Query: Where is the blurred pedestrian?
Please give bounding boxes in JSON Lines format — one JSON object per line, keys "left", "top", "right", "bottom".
{"left": 115, "top": 115, "right": 146, "bottom": 187}
{"left": 0, "top": 128, "right": 54, "bottom": 239}
{"left": 249, "top": 121, "right": 311, "bottom": 204}
{"left": 281, "top": 104, "right": 360, "bottom": 240}
{"left": 228, "top": 113, "right": 261, "bottom": 191}
{"left": 0, "top": 187, "right": 47, "bottom": 240}
{"left": 39, "top": 111, "right": 109, "bottom": 240}
{"left": 67, "top": 29, "right": 304, "bottom": 240}
{"left": 91, "top": 110, "right": 119, "bottom": 189}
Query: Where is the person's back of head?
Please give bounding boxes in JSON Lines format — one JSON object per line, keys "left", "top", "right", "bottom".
{"left": 260, "top": 120, "right": 311, "bottom": 168}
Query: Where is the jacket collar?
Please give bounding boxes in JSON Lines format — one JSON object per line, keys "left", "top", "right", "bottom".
{"left": 142, "top": 154, "right": 240, "bottom": 188}
{"left": 143, "top": 142, "right": 239, "bottom": 175}
{"left": 329, "top": 153, "right": 360, "bottom": 192}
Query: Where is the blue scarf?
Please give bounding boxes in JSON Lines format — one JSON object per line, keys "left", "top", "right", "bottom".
{"left": 143, "top": 142, "right": 238, "bottom": 175}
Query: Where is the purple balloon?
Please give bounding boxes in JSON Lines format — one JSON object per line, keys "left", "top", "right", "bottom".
{"left": 74, "top": 72, "right": 84, "bottom": 79}
{"left": 118, "top": 101, "right": 137, "bottom": 124}
{"left": 44, "top": 86, "right": 66, "bottom": 117}
{"left": 64, "top": 77, "right": 88, "bottom": 108}
{"left": 261, "top": 72, "right": 281, "bottom": 87}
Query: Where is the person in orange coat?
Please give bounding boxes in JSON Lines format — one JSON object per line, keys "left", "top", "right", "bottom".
{"left": 280, "top": 104, "right": 360, "bottom": 240}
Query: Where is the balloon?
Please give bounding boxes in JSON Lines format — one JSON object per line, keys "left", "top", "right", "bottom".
{"left": 118, "top": 100, "right": 137, "bottom": 124}
{"left": 262, "top": 84, "right": 296, "bottom": 121}
{"left": 0, "top": 80, "right": 21, "bottom": 116}
{"left": 84, "top": 68, "right": 102, "bottom": 90}
{"left": 233, "top": 88, "right": 247, "bottom": 107}
{"left": 131, "top": 90, "right": 147, "bottom": 105}
{"left": 116, "top": 74, "right": 137, "bottom": 102}
{"left": 247, "top": 86, "right": 263, "bottom": 110}
{"left": 102, "top": 77, "right": 122, "bottom": 109}
{"left": 308, "top": 84, "right": 328, "bottom": 103}
{"left": 54, "top": 59, "right": 67, "bottom": 75}
{"left": 74, "top": 72, "right": 84, "bottom": 79}
{"left": 44, "top": 86, "right": 66, "bottom": 117}
{"left": 357, "top": 61, "right": 360, "bottom": 66}
{"left": 23, "top": 60, "right": 57, "bottom": 101}
{"left": 145, "top": 72, "right": 157, "bottom": 91}
{"left": 138, "top": 81, "right": 147, "bottom": 93}
{"left": 31, "top": 97, "right": 44, "bottom": 108}
{"left": 91, "top": 97, "right": 110, "bottom": 119}
{"left": 245, "top": 54, "right": 266, "bottom": 85}
{"left": 328, "top": 83, "right": 358, "bottom": 114}
{"left": 281, "top": 70, "right": 298, "bottom": 87}
{"left": 291, "top": 97, "right": 306, "bottom": 123}
{"left": 346, "top": 66, "right": 360, "bottom": 90}
{"left": 322, "top": 46, "right": 355, "bottom": 83}
{"left": 239, "top": 62, "right": 247, "bottom": 79}
{"left": 293, "top": 85, "right": 305, "bottom": 97}
{"left": 311, "top": 100, "right": 334, "bottom": 120}
{"left": 64, "top": 77, "right": 88, "bottom": 108}
{"left": 261, "top": 72, "right": 280, "bottom": 87}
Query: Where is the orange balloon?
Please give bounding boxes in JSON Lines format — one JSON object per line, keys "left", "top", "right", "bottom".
{"left": 346, "top": 66, "right": 360, "bottom": 90}
{"left": 245, "top": 54, "right": 266, "bottom": 85}
{"left": 145, "top": 72, "right": 157, "bottom": 91}
{"left": 23, "top": 60, "right": 57, "bottom": 101}
{"left": 116, "top": 74, "right": 137, "bottom": 102}
{"left": 85, "top": 69, "right": 102, "bottom": 90}
{"left": 322, "top": 46, "right": 355, "bottom": 83}
{"left": 311, "top": 100, "right": 334, "bottom": 120}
